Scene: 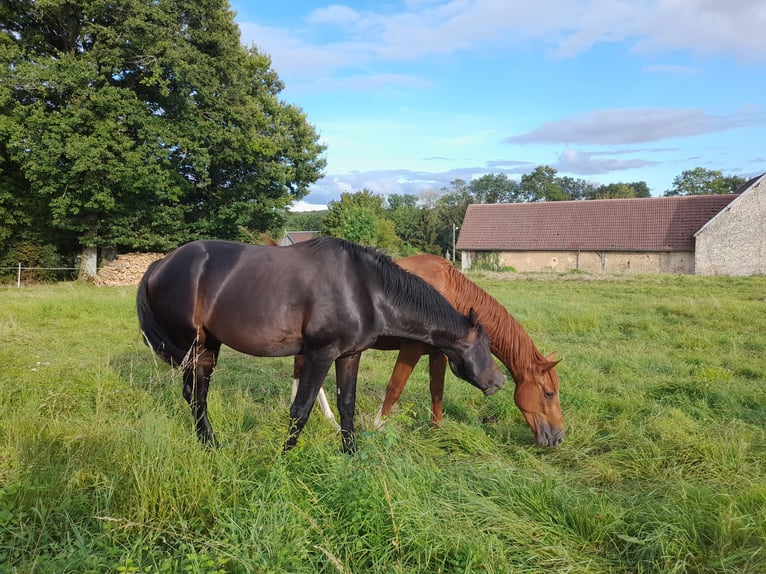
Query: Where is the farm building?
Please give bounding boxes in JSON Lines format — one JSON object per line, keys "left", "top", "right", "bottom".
{"left": 278, "top": 230, "right": 319, "bottom": 246}
{"left": 456, "top": 173, "right": 765, "bottom": 276}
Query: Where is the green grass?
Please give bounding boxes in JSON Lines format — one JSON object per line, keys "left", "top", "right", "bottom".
{"left": 1, "top": 274, "right": 765, "bottom": 573}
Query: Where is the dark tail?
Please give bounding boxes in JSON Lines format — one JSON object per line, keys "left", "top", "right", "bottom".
{"left": 136, "top": 260, "right": 187, "bottom": 367}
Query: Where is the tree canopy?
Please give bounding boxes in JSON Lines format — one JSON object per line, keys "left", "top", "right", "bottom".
{"left": 0, "top": 0, "right": 326, "bottom": 270}
{"left": 322, "top": 190, "right": 400, "bottom": 251}
{"left": 664, "top": 168, "right": 746, "bottom": 196}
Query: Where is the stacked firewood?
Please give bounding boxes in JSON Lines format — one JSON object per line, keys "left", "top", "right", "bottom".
{"left": 94, "top": 253, "right": 165, "bottom": 286}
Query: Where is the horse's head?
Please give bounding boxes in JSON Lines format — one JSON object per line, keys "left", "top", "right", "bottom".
{"left": 513, "top": 352, "right": 564, "bottom": 447}
{"left": 446, "top": 309, "right": 506, "bottom": 395}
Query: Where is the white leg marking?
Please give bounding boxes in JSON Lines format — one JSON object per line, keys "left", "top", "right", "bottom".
{"left": 373, "top": 406, "right": 387, "bottom": 430}
{"left": 316, "top": 386, "right": 340, "bottom": 430}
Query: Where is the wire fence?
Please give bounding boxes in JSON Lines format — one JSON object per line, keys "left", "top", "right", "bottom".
{"left": 1, "top": 265, "right": 79, "bottom": 287}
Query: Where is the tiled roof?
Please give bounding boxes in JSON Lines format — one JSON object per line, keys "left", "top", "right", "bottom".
{"left": 456, "top": 195, "right": 739, "bottom": 252}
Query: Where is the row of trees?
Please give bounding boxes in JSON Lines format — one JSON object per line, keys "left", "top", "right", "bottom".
{"left": 1, "top": 0, "right": 325, "bottom": 277}
{"left": 286, "top": 167, "right": 748, "bottom": 259}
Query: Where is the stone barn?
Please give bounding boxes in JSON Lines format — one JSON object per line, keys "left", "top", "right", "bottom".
{"left": 694, "top": 174, "right": 766, "bottom": 276}
{"left": 457, "top": 174, "right": 765, "bottom": 276}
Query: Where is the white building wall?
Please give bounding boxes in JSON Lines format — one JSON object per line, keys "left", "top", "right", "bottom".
{"left": 695, "top": 177, "right": 766, "bottom": 276}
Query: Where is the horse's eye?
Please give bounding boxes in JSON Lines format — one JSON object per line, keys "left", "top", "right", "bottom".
{"left": 544, "top": 390, "right": 555, "bottom": 400}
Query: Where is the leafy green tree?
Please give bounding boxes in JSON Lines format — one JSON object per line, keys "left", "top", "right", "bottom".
{"left": 627, "top": 181, "right": 651, "bottom": 198}
{"left": 322, "top": 190, "right": 400, "bottom": 251}
{"left": 470, "top": 173, "right": 520, "bottom": 203}
{"left": 664, "top": 168, "right": 745, "bottom": 196}
{"left": 591, "top": 183, "right": 637, "bottom": 199}
{"left": 519, "top": 166, "right": 568, "bottom": 202}
{"left": 557, "top": 176, "right": 597, "bottom": 200}
{"left": 432, "top": 179, "right": 475, "bottom": 258}
{"left": 0, "top": 0, "right": 325, "bottom": 277}
{"left": 585, "top": 181, "right": 650, "bottom": 199}
{"left": 386, "top": 193, "right": 421, "bottom": 247}
{"left": 413, "top": 206, "right": 442, "bottom": 255}
{"left": 437, "top": 179, "right": 473, "bottom": 222}
{"left": 285, "top": 210, "right": 327, "bottom": 233}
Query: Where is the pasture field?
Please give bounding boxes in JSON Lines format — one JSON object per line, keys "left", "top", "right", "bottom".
{"left": 0, "top": 273, "right": 765, "bottom": 573}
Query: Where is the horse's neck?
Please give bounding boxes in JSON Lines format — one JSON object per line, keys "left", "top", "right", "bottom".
{"left": 381, "top": 308, "right": 466, "bottom": 350}
{"left": 486, "top": 309, "right": 545, "bottom": 382}
{"left": 444, "top": 275, "right": 543, "bottom": 382}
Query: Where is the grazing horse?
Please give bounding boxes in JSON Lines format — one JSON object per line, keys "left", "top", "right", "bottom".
{"left": 136, "top": 238, "right": 504, "bottom": 453}
{"left": 301, "top": 254, "right": 565, "bottom": 447}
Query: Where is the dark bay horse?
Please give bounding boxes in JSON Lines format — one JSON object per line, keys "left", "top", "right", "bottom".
{"left": 303, "top": 254, "right": 564, "bottom": 447}
{"left": 136, "top": 238, "right": 504, "bottom": 452}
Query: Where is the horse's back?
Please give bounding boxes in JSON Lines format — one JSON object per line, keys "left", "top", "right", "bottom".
{"left": 396, "top": 254, "right": 455, "bottom": 300}
{"left": 145, "top": 239, "right": 382, "bottom": 357}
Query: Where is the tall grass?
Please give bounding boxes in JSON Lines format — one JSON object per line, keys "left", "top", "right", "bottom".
{"left": 1, "top": 274, "right": 764, "bottom": 573}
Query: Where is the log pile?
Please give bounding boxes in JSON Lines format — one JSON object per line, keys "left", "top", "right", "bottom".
{"left": 94, "top": 252, "right": 165, "bottom": 286}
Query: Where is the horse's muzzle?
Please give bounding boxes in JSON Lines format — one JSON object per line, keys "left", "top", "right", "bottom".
{"left": 483, "top": 385, "right": 500, "bottom": 396}
{"left": 482, "top": 373, "right": 506, "bottom": 396}
{"left": 536, "top": 426, "right": 565, "bottom": 447}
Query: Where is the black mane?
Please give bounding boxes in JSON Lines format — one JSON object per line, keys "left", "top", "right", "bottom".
{"left": 307, "top": 237, "right": 468, "bottom": 332}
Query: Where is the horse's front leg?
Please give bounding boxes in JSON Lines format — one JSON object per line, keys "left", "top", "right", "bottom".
{"left": 334, "top": 353, "right": 362, "bottom": 453}
{"left": 428, "top": 349, "right": 448, "bottom": 426}
{"left": 291, "top": 355, "right": 339, "bottom": 429}
{"left": 182, "top": 343, "right": 220, "bottom": 447}
{"left": 375, "top": 342, "right": 427, "bottom": 428}
{"left": 285, "top": 353, "right": 333, "bottom": 451}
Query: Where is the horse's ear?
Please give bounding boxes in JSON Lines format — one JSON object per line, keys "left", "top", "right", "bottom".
{"left": 543, "top": 352, "right": 561, "bottom": 371}
{"left": 467, "top": 308, "right": 479, "bottom": 326}
{"left": 255, "top": 233, "right": 279, "bottom": 246}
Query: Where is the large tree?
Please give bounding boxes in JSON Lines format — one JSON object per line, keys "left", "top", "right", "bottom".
{"left": 664, "top": 167, "right": 745, "bottom": 196}
{"left": 518, "top": 166, "right": 568, "bottom": 202}
{"left": 386, "top": 193, "right": 421, "bottom": 248}
{"left": 322, "top": 190, "right": 400, "bottom": 251}
{"left": 587, "top": 181, "right": 650, "bottom": 199}
{"left": 469, "top": 173, "right": 520, "bottom": 203}
{"left": 0, "top": 0, "right": 325, "bottom": 277}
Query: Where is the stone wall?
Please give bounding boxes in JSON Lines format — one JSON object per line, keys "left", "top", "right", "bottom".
{"left": 695, "top": 176, "right": 766, "bottom": 276}
{"left": 461, "top": 250, "right": 694, "bottom": 274}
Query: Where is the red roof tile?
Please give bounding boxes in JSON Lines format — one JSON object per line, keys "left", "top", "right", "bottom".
{"left": 457, "top": 195, "right": 739, "bottom": 252}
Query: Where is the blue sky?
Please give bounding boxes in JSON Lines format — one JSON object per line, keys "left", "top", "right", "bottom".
{"left": 229, "top": 1, "right": 766, "bottom": 211}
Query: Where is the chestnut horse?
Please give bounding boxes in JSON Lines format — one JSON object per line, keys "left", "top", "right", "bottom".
{"left": 137, "top": 238, "right": 504, "bottom": 452}
{"left": 299, "top": 254, "right": 565, "bottom": 447}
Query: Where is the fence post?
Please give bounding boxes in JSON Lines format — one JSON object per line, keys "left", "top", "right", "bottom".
{"left": 17, "top": 263, "right": 21, "bottom": 288}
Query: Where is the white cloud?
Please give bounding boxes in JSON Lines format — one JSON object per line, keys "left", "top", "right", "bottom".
{"left": 289, "top": 199, "right": 329, "bottom": 212}
{"left": 506, "top": 108, "right": 765, "bottom": 145}
{"left": 238, "top": 0, "right": 766, "bottom": 85}
{"left": 306, "top": 5, "right": 361, "bottom": 26}
{"left": 633, "top": 0, "right": 766, "bottom": 62}
{"left": 555, "top": 149, "right": 658, "bottom": 174}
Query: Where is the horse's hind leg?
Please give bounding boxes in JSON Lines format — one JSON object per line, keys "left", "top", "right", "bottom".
{"left": 182, "top": 341, "right": 220, "bottom": 447}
